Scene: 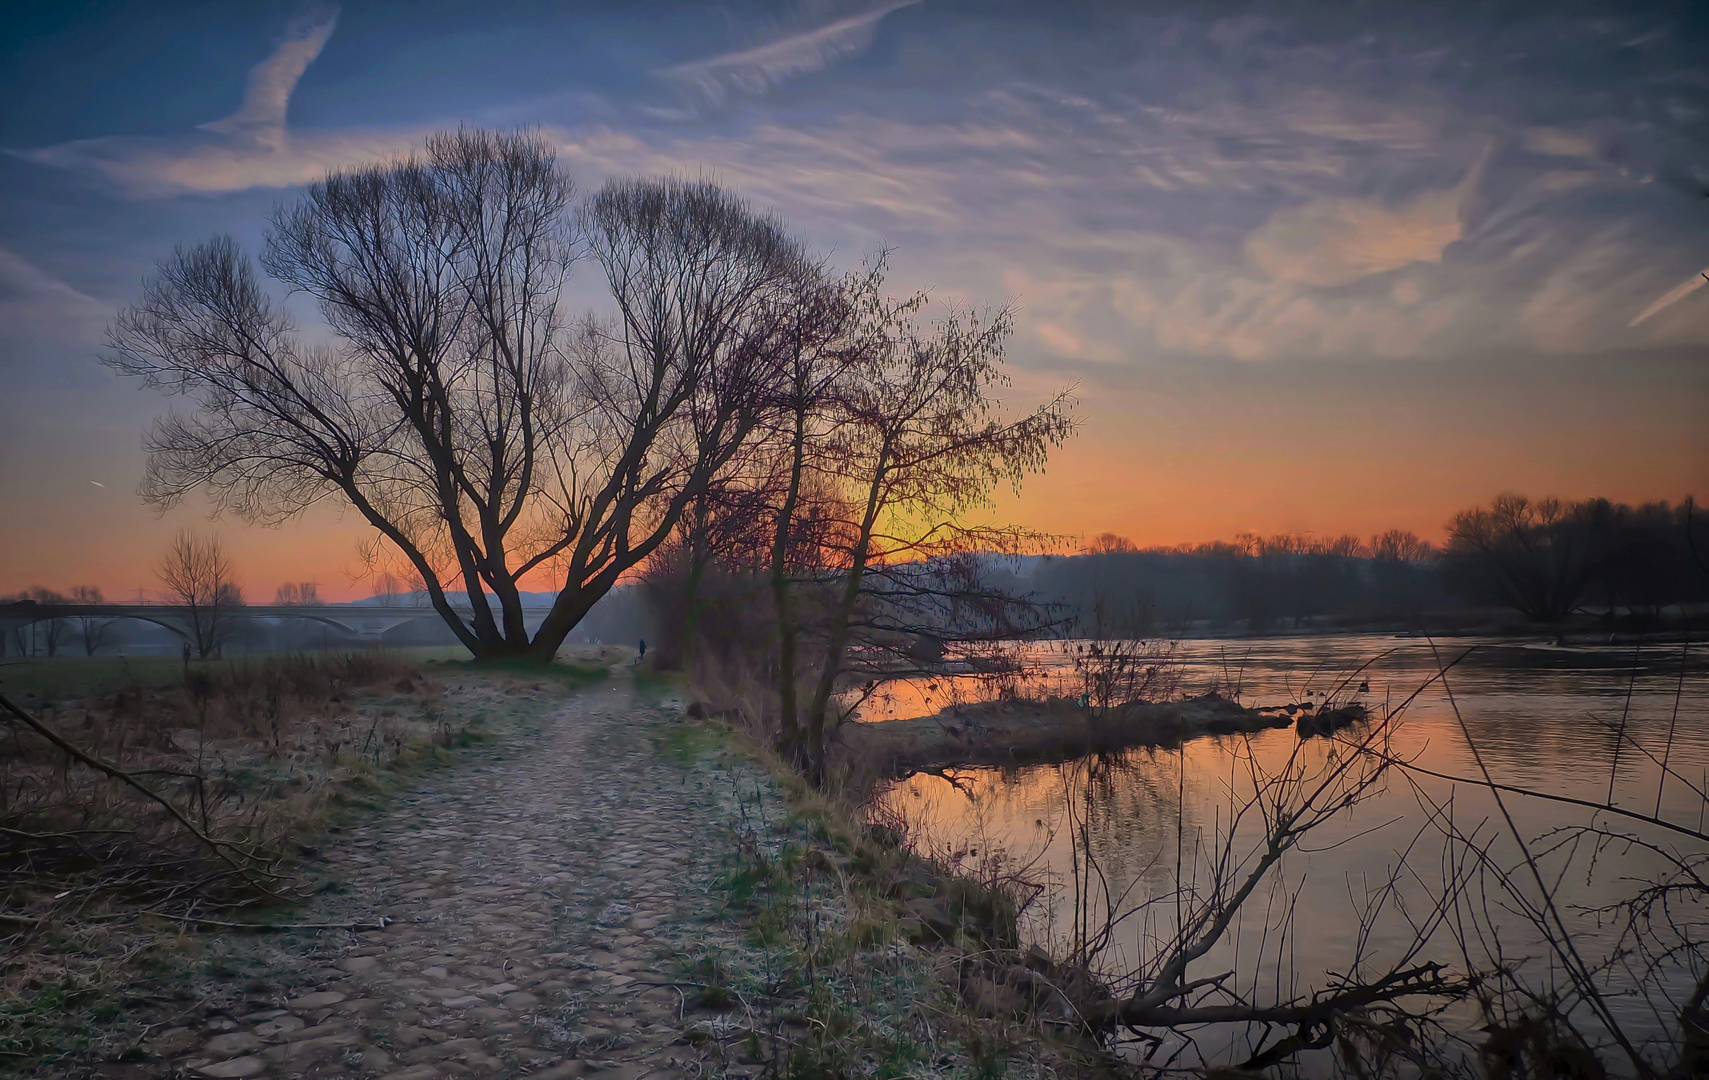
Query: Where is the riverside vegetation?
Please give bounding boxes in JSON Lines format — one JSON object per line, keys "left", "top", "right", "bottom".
{"left": 0, "top": 650, "right": 1132, "bottom": 1080}
{"left": 658, "top": 549, "right": 1708, "bottom": 1079}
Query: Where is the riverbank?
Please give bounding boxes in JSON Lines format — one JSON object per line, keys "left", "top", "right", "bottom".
{"left": 713, "top": 722, "right": 1131, "bottom": 1079}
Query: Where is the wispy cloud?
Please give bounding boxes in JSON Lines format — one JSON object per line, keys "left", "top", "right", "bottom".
{"left": 16, "top": 3, "right": 358, "bottom": 196}
{"left": 0, "top": 247, "right": 107, "bottom": 368}
{"left": 22, "top": 128, "right": 417, "bottom": 198}
{"left": 200, "top": 4, "right": 339, "bottom": 149}
{"left": 527, "top": 87, "right": 1702, "bottom": 366}
{"left": 657, "top": 0, "right": 920, "bottom": 103}
{"left": 9, "top": 0, "right": 1707, "bottom": 372}
{"left": 1245, "top": 151, "right": 1486, "bottom": 288}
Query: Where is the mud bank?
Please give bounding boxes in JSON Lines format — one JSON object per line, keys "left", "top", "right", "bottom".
{"left": 833, "top": 693, "right": 1367, "bottom": 777}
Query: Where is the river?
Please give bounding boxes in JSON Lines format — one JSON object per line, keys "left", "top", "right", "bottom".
{"left": 866, "top": 634, "right": 1709, "bottom": 1075}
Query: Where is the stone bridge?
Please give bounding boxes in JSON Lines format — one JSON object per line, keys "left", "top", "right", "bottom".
{"left": 0, "top": 601, "right": 554, "bottom": 648}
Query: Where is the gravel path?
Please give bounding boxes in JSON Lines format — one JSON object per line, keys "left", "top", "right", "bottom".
{"left": 157, "top": 678, "right": 760, "bottom": 1080}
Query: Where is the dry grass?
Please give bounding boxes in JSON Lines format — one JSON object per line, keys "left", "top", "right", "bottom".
{"left": 0, "top": 652, "right": 439, "bottom": 919}
{"left": 680, "top": 704, "right": 1126, "bottom": 1080}
{"left": 0, "top": 650, "right": 580, "bottom": 1067}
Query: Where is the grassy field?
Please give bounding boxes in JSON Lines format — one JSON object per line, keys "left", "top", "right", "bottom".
{"left": 0, "top": 643, "right": 635, "bottom": 707}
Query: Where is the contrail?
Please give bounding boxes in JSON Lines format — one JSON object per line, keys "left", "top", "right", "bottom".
{"left": 658, "top": 0, "right": 921, "bottom": 102}
{"left": 1630, "top": 267, "right": 1709, "bottom": 326}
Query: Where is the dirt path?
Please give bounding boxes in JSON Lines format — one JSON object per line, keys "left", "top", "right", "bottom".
{"left": 155, "top": 678, "right": 763, "bottom": 1080}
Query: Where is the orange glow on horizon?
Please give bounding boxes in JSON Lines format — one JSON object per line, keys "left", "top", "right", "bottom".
{"left": 3, "top": 355, "right": 1703, "bottom": 600}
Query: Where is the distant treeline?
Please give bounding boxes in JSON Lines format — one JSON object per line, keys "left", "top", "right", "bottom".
{"left": 995, "top": 495, "right": 1707, "bottom": 634}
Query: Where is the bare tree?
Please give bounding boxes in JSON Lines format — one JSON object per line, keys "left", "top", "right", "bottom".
{"left": 775, "top": 281, "right": 1074, "bottom": 779}
{"left": 25, "top": 588, "right": 70, "bottom": 657}
{"left": 106, "top": 131, "right": 805, "bottom": 661}
{"left": 273, "top": 582, "right": 318, "bottom": 604}
{"left": 1083, "top": 532, "right": 1138, "bottom": 555}
{"left": 157, "top": 532, "right": 243, "bottom": 658}
{"left": 1443, "top": 493, "right": 1599, "bottom": 622}
{"left": 372, "top": 573, "right": 404, "bottom": 606}
{"left": 69, "top": 585, "right": 114, "bottom": 656}
{"left": 1371, "top": 528, "right": 1431, "bottom": 565}
{"left": 524, "top": 175, "right": 806, "bottom": 656}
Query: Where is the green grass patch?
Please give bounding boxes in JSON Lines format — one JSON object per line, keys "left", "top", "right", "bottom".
{"left": 656, "top": 721, "right": 724, "bottom": 763}
{"left": 0, "top": 976, "right": 103, "bottom": 1063}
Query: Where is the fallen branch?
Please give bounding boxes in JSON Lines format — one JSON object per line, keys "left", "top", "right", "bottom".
{"left": 0, "top": 690, "right": 287, "bottom": 896}
{"left": 1108, "top": 962, "right": 1459, "bottom": 1029}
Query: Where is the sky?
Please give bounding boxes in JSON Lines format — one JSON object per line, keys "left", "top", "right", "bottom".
{"left": 1, "top": 0, "right": 1706, "bottom": 600}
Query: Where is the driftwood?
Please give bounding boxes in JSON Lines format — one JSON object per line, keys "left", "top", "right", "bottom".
{"left": 831, "top": 693, "right": 1294, "bottom": 777}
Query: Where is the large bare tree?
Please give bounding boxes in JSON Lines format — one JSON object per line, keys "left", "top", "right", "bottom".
{"left": 1443, "top": 493, "right": 1600, "bottom": 622}
{"left": 526, "top": 174, "right": 807, "bottom": 654}
{"left": 107, "top": 130, "right": 806, "bottom": 660}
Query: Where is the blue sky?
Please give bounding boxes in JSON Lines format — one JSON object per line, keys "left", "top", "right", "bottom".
{"left": 2, "top": 0, "right": 1706, "bottom": 595}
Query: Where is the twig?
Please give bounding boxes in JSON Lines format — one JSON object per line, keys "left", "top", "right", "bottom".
{"left": 0, "top": 689, "right": 285, "bottom": 895}
{"left": 1656, "top": 640, "right": 1689, "bottom": 818}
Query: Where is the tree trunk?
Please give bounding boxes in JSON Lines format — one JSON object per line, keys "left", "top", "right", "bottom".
{"left": 802, "top": 459, "right": 886, "bottom": 784}
{"left": 769, "top": 411, "right": 810, "bottom": 766}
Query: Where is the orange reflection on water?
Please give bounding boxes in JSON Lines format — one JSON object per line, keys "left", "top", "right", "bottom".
{"left": 868, "top": 636, "right": 1709, "bottom": 1071}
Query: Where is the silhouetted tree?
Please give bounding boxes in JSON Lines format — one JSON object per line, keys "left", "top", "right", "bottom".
{"left": 1444, "top": 494, "right": 1600, "bottom": 622}
{"left": 1592, "top": 500, "right": 1702, "bottom": 618}
{"left": 157, "top": 532, "right": 243, "bottom": 658}
{"left": 782, "top": 287, "right": 1074, "bottom": 778}
{"left": 106, "top": 131, "right": 805, "bottom": 661}
{"left": 273, "top": 582, "right": 318, "bottom": 605}
{"left": 26, "top": 588, "right": 69, "bottom": 657}
{"left": 1084, "top": 532, "right": 1138, "bottom": 555}
{"left": 1369, "top": 530, "right": 1436, "bottom": 623}
{"left": 758, "top": 263, "right": 871, "bottom": 749}
{"left": 69, "top": 585, "right": 114, "bottom": 656}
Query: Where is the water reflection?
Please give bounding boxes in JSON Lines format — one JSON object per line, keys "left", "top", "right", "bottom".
{"left": 870, "top": 635, "right": 1709, "bottom": 1073}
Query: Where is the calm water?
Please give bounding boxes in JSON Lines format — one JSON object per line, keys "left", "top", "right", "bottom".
{"left": 869, "top": 634, "right": 1709, "bottom": 1075}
